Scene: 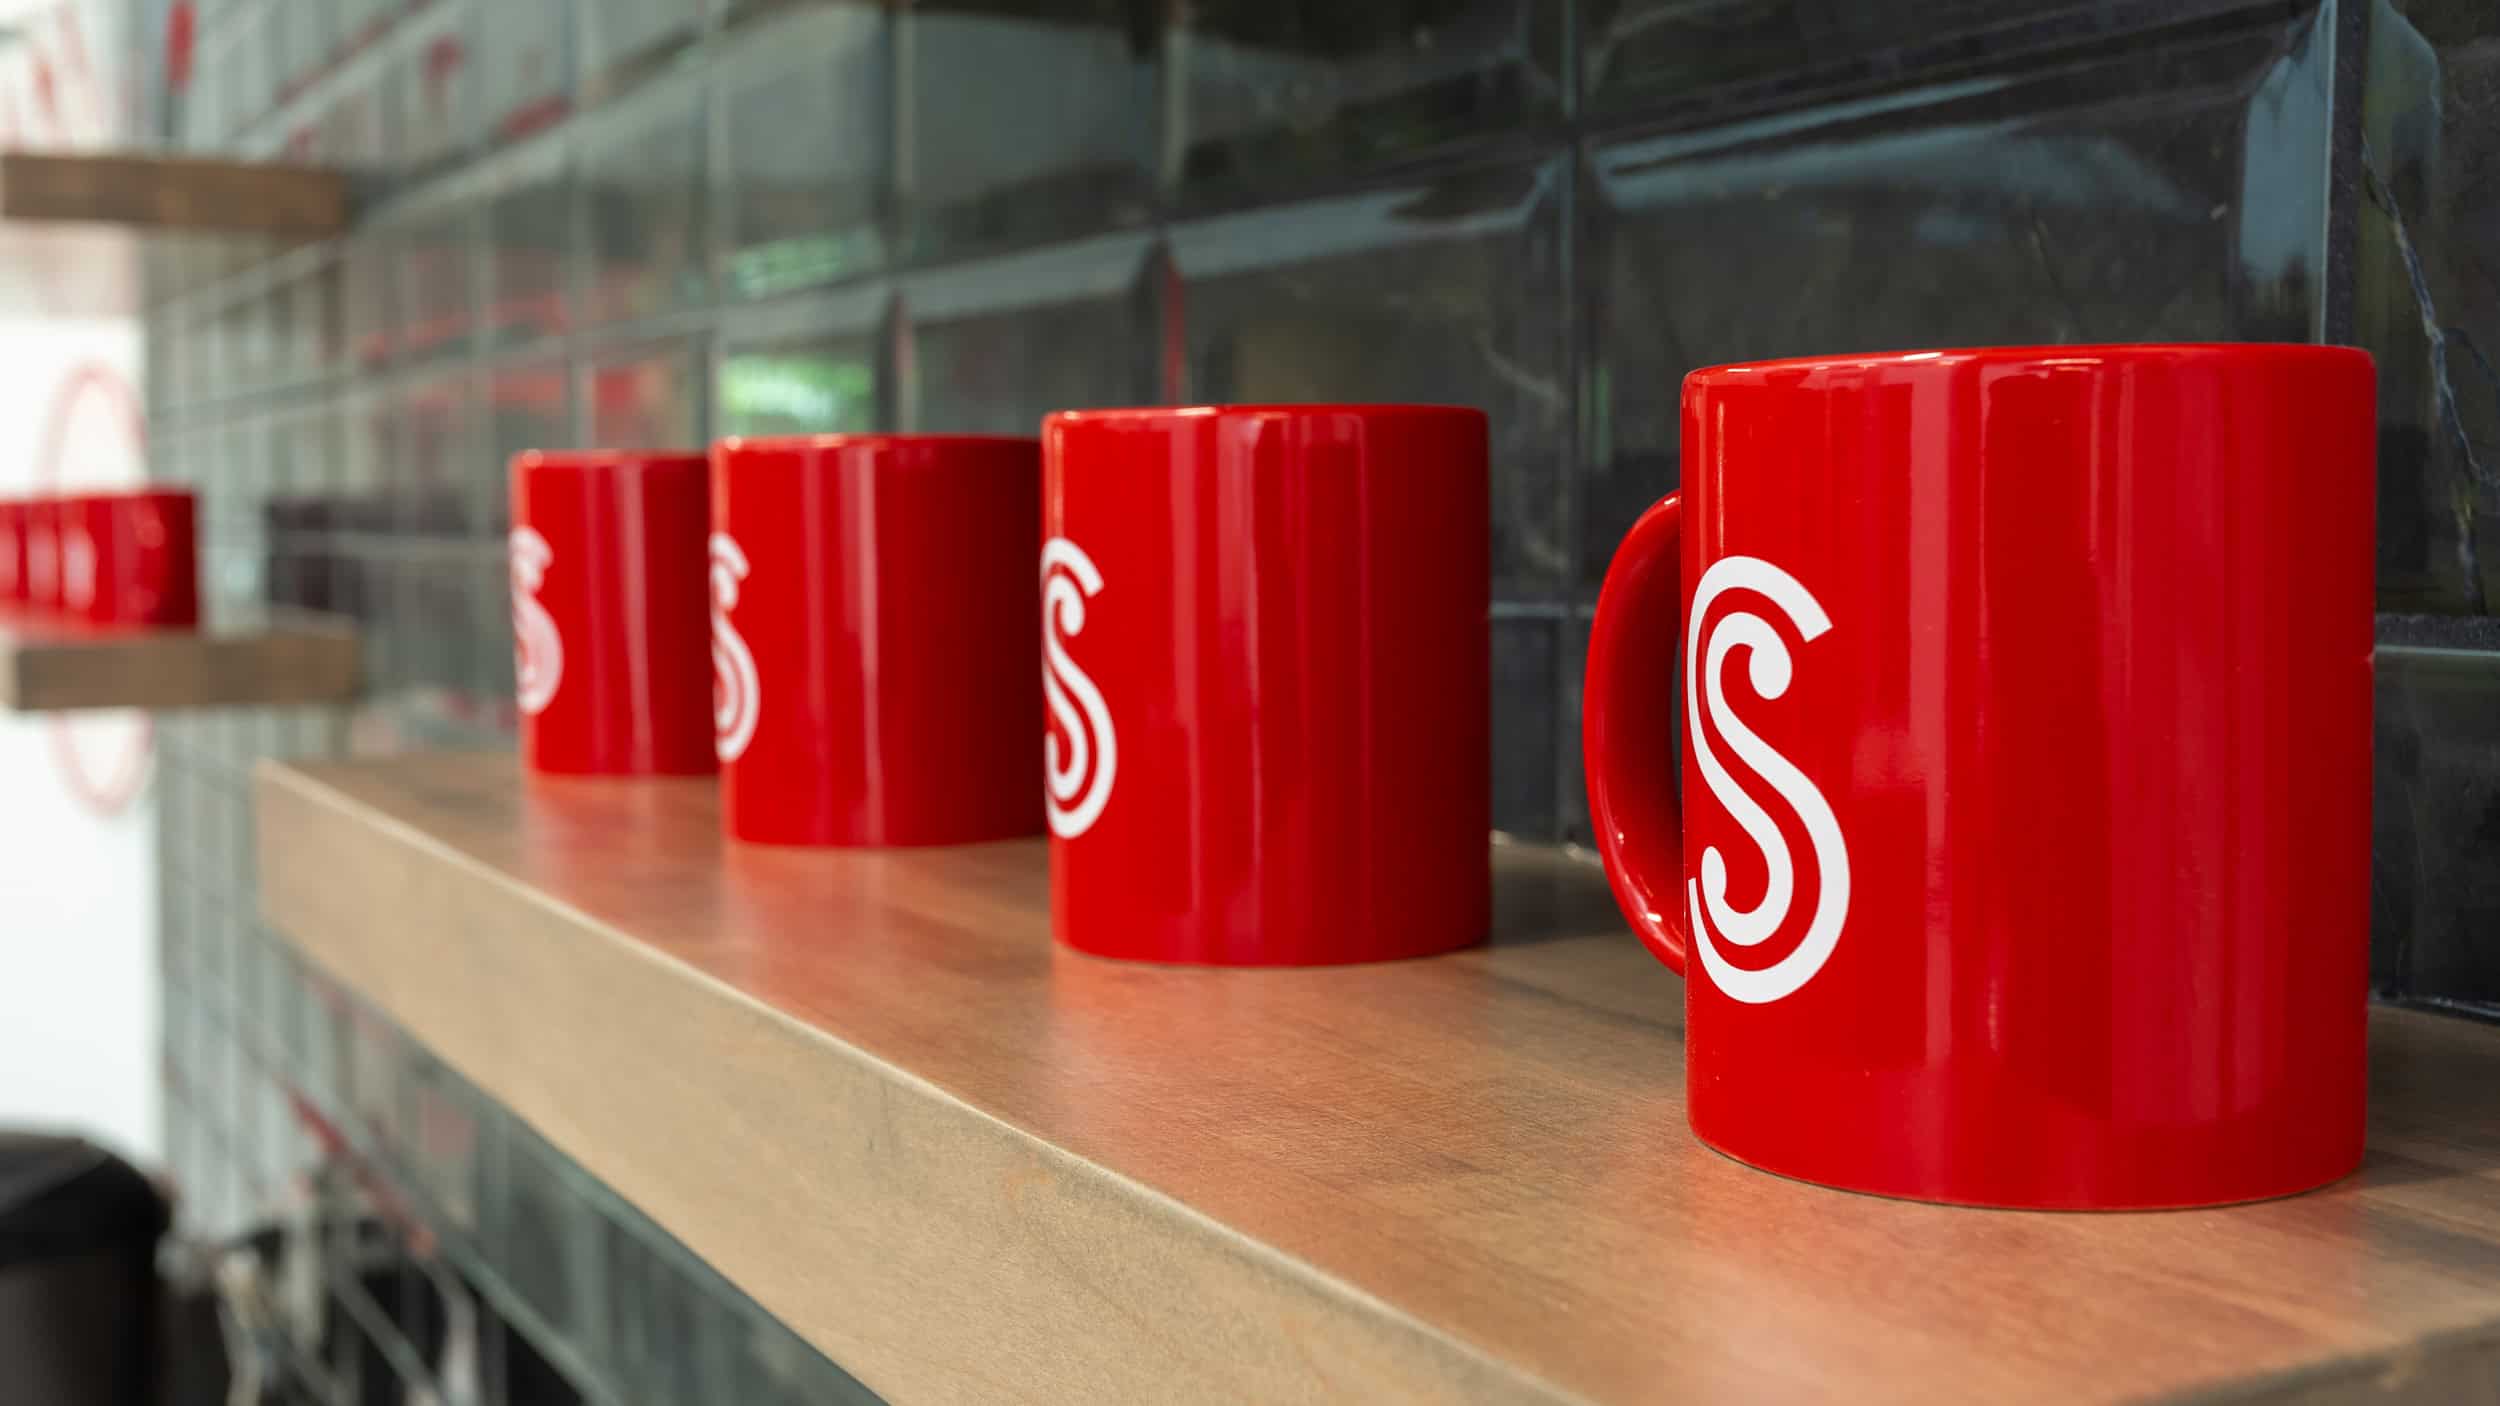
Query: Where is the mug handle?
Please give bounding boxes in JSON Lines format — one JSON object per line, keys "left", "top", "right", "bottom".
{"left": 1583, "top": 492, "right": 1689, "bottom": 974}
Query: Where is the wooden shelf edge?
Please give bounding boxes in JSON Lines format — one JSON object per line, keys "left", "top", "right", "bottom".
{"left": 0, "top": 612, "right": 361, "bottom": 711}
{"left": 253, "top": 758, "right": 1560, "bottom": 1406}
{"left": 250, "top": 755, "right": 2500, "bottom": 1406}
{"left": 0, "top": 150, "right": 350, "bottom": 236}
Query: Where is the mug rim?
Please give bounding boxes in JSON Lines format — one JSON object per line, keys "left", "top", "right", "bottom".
{"left": 1044, "top": 403, "right": 1486, "bottom": 428}
{"left": 1686, "top": 342, "right": 2372, "bottom": 385}
{"left": 712, "top": 432, "right": 1037, "bottom": 456}
{"left": 510, "top": 448, "right": 708, "bottom": 474}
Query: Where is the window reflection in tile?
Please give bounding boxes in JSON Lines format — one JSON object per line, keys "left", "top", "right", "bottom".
{"left": 583, "top": 79, "right": 708, "bottom": 325}
{"left": 1582, "top": 0, "right": 2273, "bottom": 120}
{"left": 1180, "top": 0, "right": 1561, "bottom": 202}
{"left": 715, "top": 6, "right": 889, "bottom": 298}
{"left": 1173, "top": 159, "right": 1569, "bottom": 596}
{"left": 487, "top": 146, "right": 574, "bottom": 349}
{"left": 719, "top": 290, "right": 888, "bottom": 436}
{"left": 905, "top": 233, "right": 1152, "bottom": 433}
{"left": 2360, "top": 0, "right": 2500, "bottom": 614}
{"left": 1582, "top": 14, "right": 2328, "bottom": 589}
{"left": 2375, "top": 644, "right": 2500, "bottom": 1011}
{"left": 901, "top": 0, "right": 1157, "bottom": 263}
{"left": 588, "top": 339, "right": 705, "bottom": 448}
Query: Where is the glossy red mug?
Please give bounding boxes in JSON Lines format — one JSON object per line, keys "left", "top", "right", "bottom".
{"left": 21, "top": 497, "right": 62, "bottom": 611}
{"left": 509, "top": 450, "right": 715, "bottom": 776}
{"left": 1041, "top": 405, "right": 1490, "bottom": 965}
{"left": 60, "top": 488, "right": 200, "bottom": 627}
{"left": 0, "top": 500, "right": 24, "bottom": 604}
{"left": 710, "top": 434, "right": 1042, "bottom": 846}
{"left": 1585, "top": 344, "right": 2375, "bottom": 1209}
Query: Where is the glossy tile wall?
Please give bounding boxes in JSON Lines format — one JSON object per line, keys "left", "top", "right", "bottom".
{"left": 139, "top": 0, "right": 2500, "bottom": 1337}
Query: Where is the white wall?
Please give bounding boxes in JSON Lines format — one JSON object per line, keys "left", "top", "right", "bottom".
{"left": 0, "top": 0, "right": 159, "bottom": 1164}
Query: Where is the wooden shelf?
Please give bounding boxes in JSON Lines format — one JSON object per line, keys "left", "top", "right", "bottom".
{"left": 1, "top": 611, "right": 360, "bottom": 711}
{"left": 255, "top": 753, "right": 2500, "bottom": 1406}
{"left": 0, "top": 150, "right": 349, "bottom": 236}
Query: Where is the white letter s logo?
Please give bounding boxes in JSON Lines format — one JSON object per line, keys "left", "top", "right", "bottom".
{"left": 711, "top": 533, "right": 760, "bottom": 763}
{"left": 1685, "top": 557, "right": 1850, "bottom": 1005}
{"left": 1042, "top": 537, "right": 1115, "bottom": 839}
{"left": 510, "top": 527, "right": 563, "bottom": 716}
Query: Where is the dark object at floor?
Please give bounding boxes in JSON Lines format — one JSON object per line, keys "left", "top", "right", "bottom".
{"left": 0, "top": 1132, "right": 171, "bottom": 1406}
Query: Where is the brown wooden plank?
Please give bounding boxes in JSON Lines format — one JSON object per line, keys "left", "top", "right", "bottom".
{"left": 0, "top": 150, "right": 349, "bottom": 235}
{"left": 0, "top": 611, "right": 360, "bottom": 711}
{"left": 253, "top": 753, "right": 2500, "bottom": 1405}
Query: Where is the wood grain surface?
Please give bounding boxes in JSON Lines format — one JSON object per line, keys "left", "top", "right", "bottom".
{"left": 0, "top": 611, "right": 360, "bottom": 711}
{"left": 0, "top": 151, "right": 348, "bottom": 235}
{"left": 255, "top": 753, "right": 2500, "bottom": 1406}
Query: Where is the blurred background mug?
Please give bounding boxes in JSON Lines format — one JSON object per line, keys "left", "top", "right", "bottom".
{"left": 710, "top": 434, "right": 1042, "bottom": 846}
{"left": 1042, "top": 404, "right": 1490, "bottom": 965}
{"left": 1583, "top": 344, "right": 2376, "bottom": 1209}
{"left": 508, "top": 450, "right": 715, "bottom": 776}
{"left": 0, "top": 500, "right": 24, "bottom": 604}
{"left": 60, "top": 488, "right": 199, "bottom": 628}
{"left": 21, "top": 497, "right": 61, "bottom": 612}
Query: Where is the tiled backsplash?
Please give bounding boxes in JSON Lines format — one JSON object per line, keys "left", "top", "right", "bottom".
{"left": 142, "top": 0, "right": 2500, "bottom": 988}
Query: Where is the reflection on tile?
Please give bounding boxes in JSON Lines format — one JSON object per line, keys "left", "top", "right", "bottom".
{"left": 1493, "top": 612, "right": 1559, "bottom": 838}
{"left": 486, "top": 361, "right": 575, "bottom": 534}
{"left": 1582, "top": 0, "right": 2273, "bottom": 120}
{"left": 715, "top": 7, "right": 889, "bottom": 297}
{"left": 397, "top": 209, "right": 479, "bottom": 364}
{"left": 900, "top": 0, "right": 1157, "bottom": 262}
{"left": 582, "top": 79, "right": 708, "bottom": 325}
{"left": 480, "top": 0, "right": 574, "bottom": 140}
{"left": 1180, "top": 0, "right": 1561, "bottom": 202}
{"left": 487, "top": 147, "right": 574, "bottom": 348}
{"left": 2360, "top": 0, "right": 2500, "bottom": 613}
{"left": 582, "top": 0, "right": 704, "bottom": 94}
{"left": 1172, "top": 160, "right": 1570, "bottom": 596}
{"left": 588, "top": 339, "right": 705, "bottom": 448}
{"left": 392, "top": 0, "right": 476, "bottom": 176}
{"left": 1582, "top": 13, "right": 2329, "bottom": 588}
{"left": 2375, "top": 646, "right": 2500, "bottom": 1012}
{"left": 395, "top": 373, "right": 478, "bottom": 536}
{"left": 719, "top": 296, "right": 886, "bottom": 436}
{"left": 904, "top": 233, "right": 1152, "bottom": 433}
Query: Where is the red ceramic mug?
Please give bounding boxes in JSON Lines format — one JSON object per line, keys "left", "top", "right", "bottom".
{"left": 1041, "top": 405, "right": 1490, "bottom": 965}
{"left": 710, "top": 434, "right": 1043, "bottom": 846}
{"left": 1584, "top": 344, "right": 2375, "bottom": 1209}
{"left": 509, "top": 450, "right": 715, "bottom": 776}
{"left": 21, "top": 497, "right": 62, "bottom": 612}
{"left": 0, "top": 500, "right": 24, "bottom": 604}
{"left": 60, "top": 487, "right": 200, "bottom": 627}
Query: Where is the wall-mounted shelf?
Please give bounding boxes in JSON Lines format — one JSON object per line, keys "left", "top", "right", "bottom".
{"left": 255, "top": 753, "right": 2500, "bottom": 1406}
{"left": 0, "top": 150, "right": 349, "bottom": 236}
{"left": 1, "top": 611, "right": 360, "bottom": 711}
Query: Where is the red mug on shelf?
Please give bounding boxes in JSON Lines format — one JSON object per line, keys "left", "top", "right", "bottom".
{"left": 1583, "top": 343, "right": 2376, "bottom": 1210}
{"left": 0, "top": 499, "right": 24, "bottom": 604}
{"left": 1041, "top": 405, "right": 1490, "bottom": 965}
{"left": 21, "top": 496, "right": 63, "bottom": 612}
{"left": 710, "top": 434, "right": 1043, "bottom": 846}
{"left": 508, "top": 450, "right": 715, "bottom": 776}
{"left": 60, "top": 487, "right": 200, "bottom": 627}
